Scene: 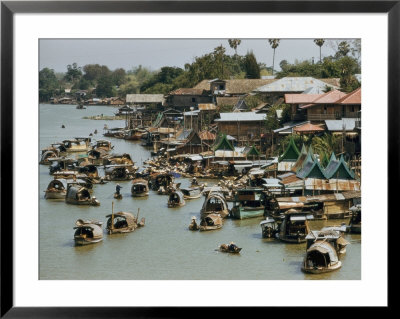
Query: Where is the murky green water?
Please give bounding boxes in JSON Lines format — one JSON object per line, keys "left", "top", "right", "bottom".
{"left": 39, "top": 104, "right": 361, "bottom": 280}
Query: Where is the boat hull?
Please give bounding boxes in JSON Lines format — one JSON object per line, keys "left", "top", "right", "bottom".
{"left": 131, "top": 192, "right": 149, "bottom": 197}
{"left": 231, "top": 207, "right": 264, "bottom": 220}
{"left": 45, "top": 191, "right": 66, "bottom": 199}
{"left": 74, "top": 237, "right": 103, "bottom": 246}
{"left": 302, "top": 261, "right": 342, "bottom": 274}
{"left": 199, "top": 225, "right": 222, "bottom": 231}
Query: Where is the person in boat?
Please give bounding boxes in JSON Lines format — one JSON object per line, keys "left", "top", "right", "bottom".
{"left": 228, "top": 242, "right": 238, "bottom": 252}
{"left": 94, "top": 129, "right": 98, "bottom": 134}
{"left": 116, "top": 184, "right": 122, "bottom": 195}
{"left": 192, "top": 177, "right": 198, "bottom": 186}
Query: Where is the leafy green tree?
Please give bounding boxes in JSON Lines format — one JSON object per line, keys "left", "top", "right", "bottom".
{"left": 83, "top": 64, "right": 111, "bottom": 83}
{"left": 64, "top": 63, "right": 82, "bottom": 83}
{"left": 337, "top": 41, "right": 350, "bottom": 58}
{"left": 39, "top": 68, "right": 59, "bottom": 101}
{"left": 228, "top": 39, "right": 242, "bottom": 55}
{"left": 244, "top": 51, "right": 260, "bottom": 79}
{"left": 311, "top": 133, "right": 341, "bottom": 158}
{"left": 111, "top": 68, "right": 127, "bottom": 86}
{"left": 268, "top": 39, "right": 280, "bottom": 75}
{"left": 96, "top": 76, "right": 114, "bottom": 97}
{"left": 314, "top": 39, "right": 325, "bottom": 63}
{"left": 338, "top": 56, "right": 361, "bottom": 92}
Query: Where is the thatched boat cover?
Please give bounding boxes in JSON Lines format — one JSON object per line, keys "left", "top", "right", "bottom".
{"left": 67, "top": 186, "right": 91, "bottom": 199}
{"left": 307, "top": 241, "right": 338, "bottom": 263}
{"left": 47, "top": 179, "right": 67, "bottom": 190}
{"left": 132, "top": 178, "right": 148, "bottom": 186}
{"left": 74, "top": 220, "right": 103, "bottom": 238}
{"left": 106, "top": 212, "right": 136, "bottom": 227}
{"left": 169, "top": 190, "right": 185, "bottom": 203}
{"left": 201, "top": 191, "right": 228, "bottom": 212}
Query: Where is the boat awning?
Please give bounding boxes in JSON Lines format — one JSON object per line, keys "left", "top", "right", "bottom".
{"left": 262, "top": 183, "right": 282, "bottom": 188}
{"left": 290, "top": 215, "right": 306, "bottom": 221}
{"left": 260, "top": 219, "right": 275, "bottom": 225}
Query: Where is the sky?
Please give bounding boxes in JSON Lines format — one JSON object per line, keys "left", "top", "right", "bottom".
{"left": 39, "top": 38, "right": 357, "bottom": 73}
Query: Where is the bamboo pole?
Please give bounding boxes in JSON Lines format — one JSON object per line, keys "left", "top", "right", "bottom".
{"left": 111, "top": 201, "right": 114, "bottom": 230}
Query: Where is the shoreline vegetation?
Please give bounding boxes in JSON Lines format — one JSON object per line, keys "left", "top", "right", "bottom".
{"left": 82, "top": 115, "right": 124, "bottom": 120}
{"left": 39, "top": 39, "right": 361, "bottom": 103}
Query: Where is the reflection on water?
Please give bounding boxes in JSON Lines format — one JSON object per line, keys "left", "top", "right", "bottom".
{"left": 39, "top": 104, "right": 361, "bottom": 280}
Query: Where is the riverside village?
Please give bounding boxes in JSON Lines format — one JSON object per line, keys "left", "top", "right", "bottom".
{"left": 39, "top": 39, "right": 361, "bottom": 279}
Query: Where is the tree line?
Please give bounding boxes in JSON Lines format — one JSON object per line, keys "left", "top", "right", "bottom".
{"left": 39, "top": 39, "right": 361, "bottom": 102}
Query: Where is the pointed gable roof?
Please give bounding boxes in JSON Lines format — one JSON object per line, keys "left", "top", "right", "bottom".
{"left": 246, "top": 145, "right": 260, "bottom": 156}
{"left": 336, "top": 87, "right": 361, "bottom": 105}
{"left": 324, "top": 155, "right": 356, "bottom": 179}
{"left": 279, "top": 136, "right": 300, "bottom": 162}
{"left": 296, "top": 154, "right": 327, "bottom": 179}
{"left": 291, "top": 144, "right": 308, "bottom": 172}
{"left": 312, "top": 89, "right": 347, "bottom": 104}
{"left": 213, "top": 134, "right": 234, "bottom": 151}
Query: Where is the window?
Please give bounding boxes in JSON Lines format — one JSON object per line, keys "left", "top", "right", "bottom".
{"left": 192, "top": 98, "right": 196, "bottom": 103}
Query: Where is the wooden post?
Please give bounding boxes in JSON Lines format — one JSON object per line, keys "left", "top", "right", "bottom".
{"left": 111, "top": 201, "right": 114, "bottom": 230}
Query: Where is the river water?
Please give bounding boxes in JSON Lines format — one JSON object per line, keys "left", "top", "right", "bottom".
{"left": 39, "top": 104, "right": 361, "bottom": 280}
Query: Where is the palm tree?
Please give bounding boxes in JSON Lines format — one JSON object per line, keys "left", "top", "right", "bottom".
{"left": 228, "top": 39, "right": 242, "bottom": 56}
{"left": 314, "top": 39, "right": 325, "bottom": 63}
{"left": 268, "top": 39, "right": 280, "bottom": 75}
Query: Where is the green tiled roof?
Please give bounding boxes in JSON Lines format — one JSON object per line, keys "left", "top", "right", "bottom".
{"left": 279, "top": 136, "right": 300, "bottom": 162}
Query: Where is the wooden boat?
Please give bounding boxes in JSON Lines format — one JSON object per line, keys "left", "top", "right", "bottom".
{"left": 103, "top": 127, "right": 125, "bottom": 138}
{"left": 149, "top": 172, "right": 174, "bottom": 191}
{"left": 348, "top": 204, "right": 361, "bottom": 233}
{"left": 44, "top": 179, "right": 67, "bottom": 199}
{"left": 104, "top": 153, "right": 134, "bottom": 166}
{"left": 219, "top": 243, "right": 242, "bottom": 253}
{"left": 113, "top": 192, "right": 122, "bottom": 199}
{"left": 260, "top": 217, "right": 279, "bottom": 238}
{"left": 200, "top": 190, "right": 229, "bottom": 219}
{"left": 181, "top": 187, "right": 202, "bottom": 200}
{"left": 302, "top": 240, "right": 342, "bottom": 274}
{"left": 104, "top": 164, "right": 136, "bottom": 181}
{"left": 188, "top": 216, "right": 199, "bottom": 231}
{"left": 73, "top": 219, "right": 103, "bottom": 245}
{"left": 131, "top": 178, "right": 149, "bottom": 197}
{"left": 48, "top": 158, "right": 79, "bottom": 174}
{"left": 106, "top": 210, "right": 138, "bottom": 234}
{"left": 62, "top": 137, "right": 91, "bottom": 152}
{"left": 277, "top": 209, "right": 312, "bottom": 243}
{"left": 231, "top": 188, "right": 265, "bottom": 220}
{"left": 93, "top": 139, "right": 112, "bottom": 152}
{"left": 40, "top": 148, "right": 60, "bottom": 165}
{"left": 199, "top": 213, "right": 222, "bottom": 231}
{"left": 77, "top": 164, "right": 99, "bottom": 179}
{"left": 65, "top": 185, "right": 100, "bottom": 206}
{"left": 76, "top": 103, "right": 86, "bottom": 109}
{"left": 52, "top": 172, "right": 93, "bottom": 189}
{"left": 306, "top": 228, "right": 349, "bottom": 255}
{"left": 124, "top": 129, "right": 144, "bottom": 141}
{"left": 168, "top": 190, "right": 186, "bottom": 208}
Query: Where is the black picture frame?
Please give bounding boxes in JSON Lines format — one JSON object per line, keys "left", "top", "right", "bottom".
{"left": 1, "top": 1, "right": 394, "bottom": 317}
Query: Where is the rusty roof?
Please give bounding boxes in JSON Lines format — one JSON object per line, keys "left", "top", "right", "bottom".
{"left": 294, "top": 123, "right": 325, "bottom": 133}
{"left": 198, "top": 103, "right": 217, "bottom": 111}
{"left": 284, "top": 94, "right": 322, "bottom": 104}
{"left": 193, "top": 79, "right": 277, "bottom": 94}
{"left": 336, "top": 87, "right": 361, "bottom": 104}
{"left": 311, "top": 89, "right": 347, "bottom": 104}
{"left": 169, "top": 88, "right": 207, "bottom": 95}
{"left": 199, "top": 130, "right": 216, "bottom": 141}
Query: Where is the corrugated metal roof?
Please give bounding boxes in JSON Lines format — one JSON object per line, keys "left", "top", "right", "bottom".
{"left": 285, "top": 94, "right": 322, "bottom": 104}
{"left": 126, "top": 94, "right": 164, "bottom": 103}
{"left": 215, "top": 112, "right": 266, "bottom": 122}
{"left": 254, "top": 77, "right": 339, "bottom": 93}
{"left": 336, "top": 87, "right": 361, "bottom": 104}
{"left": 169, "top": 88, "right": 207, "bottom": 95}
{"left": 293, "top": 123, "right": 325, "bottom": 133}
{"left": 198, "top": 104, "right": 217, "bottom": 111}
{"left": 325, "top": 118, "right": 357, "bottom": 131}
{"left": 311, "top": 89, "right": 347, "bottom": 104}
